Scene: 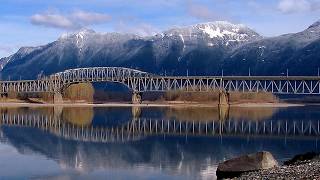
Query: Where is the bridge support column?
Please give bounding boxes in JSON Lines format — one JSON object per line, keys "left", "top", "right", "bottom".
{"left": 218, "top": 105, "right": 230, "bottom": 121}
{"left": 53, "top": 106, "right": 63, "bottom": 119}
{"left": 53, "top": 92, "right": 63, "bottom": 104}
{"left": 218, "top": 90, "right": 230, "bottom": 106}
{"left": 218, "top": 90, "right": 230, "bottom": 121}
{"left": 132, "top": 106, "right": 142, "bottom": 119}
{"left": 132, "top": 92, "right": 142, "bottom": 104}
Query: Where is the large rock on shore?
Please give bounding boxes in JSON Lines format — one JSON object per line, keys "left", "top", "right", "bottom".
{"left": 216, "top": 151, "right": 278, "bottom": 179}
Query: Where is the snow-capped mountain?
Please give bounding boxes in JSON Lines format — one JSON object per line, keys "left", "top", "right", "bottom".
{"left": 1, "top": 20, "right": 320, "bottom": 79}
{"left": 224, "top": 20, "right": 320, "bottom": 75}
{"left": 162, "top": 21, "right": 260, "bottom": 47}
{"left": 0, "top": 56, "right": 10, "bottom": 70}
{"left": 0, "top": 46, "right": 44, "bottom": 71}
{"left": 151, "top": 21, "right": 261, "bottom": 64}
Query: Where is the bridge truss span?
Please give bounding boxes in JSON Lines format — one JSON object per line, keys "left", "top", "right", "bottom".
{"left": 53, "top": 67, "right": 150, "bottom": 82}
{"left": 1, "top": 67, "right": 320, "bottom": 95}
{"left": 52, "top": 67, "right": 223, "bottom": 92}
{"left": 222, "top": 76, "right": 320, "bottom": 94}
{"left": 131, "top": 76, "right": 222, "bottom": 92}
{"left": 0, "top": 79, "right": 59, "bottom": 93}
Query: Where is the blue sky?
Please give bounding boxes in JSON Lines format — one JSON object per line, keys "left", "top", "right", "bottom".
{"left": 0, "top": 0, "right": 320, "bottom": 57}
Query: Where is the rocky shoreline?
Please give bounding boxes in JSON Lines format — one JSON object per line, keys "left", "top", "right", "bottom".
{"left": 217, "top": 152, "right": 320, "bottom": 179}
{"left": 238, "top": 157, "right": 320, "bottom": 179}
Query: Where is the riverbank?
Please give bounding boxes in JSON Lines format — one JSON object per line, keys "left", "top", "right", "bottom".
{"left": 237, "top": 154, "right": 320, "bottom": 179}
{"left": 0, "top": 101, "right": 304, "bottom": 108}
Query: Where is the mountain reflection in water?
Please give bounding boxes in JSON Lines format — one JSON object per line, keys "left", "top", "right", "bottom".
{"left": 0, "top": 106, "right": 319, "bottom": 179}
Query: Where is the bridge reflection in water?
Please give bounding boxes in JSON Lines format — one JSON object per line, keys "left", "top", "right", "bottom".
{"left": 0, "top": 107, "right": 319, "bottom": 143}
{"left": 0, "top": 106, "right": 319, "bottom": 179}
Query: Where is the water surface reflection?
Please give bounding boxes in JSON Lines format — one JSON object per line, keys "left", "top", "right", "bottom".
{"left": 0, "top": 106, "right": 319, "bottom": 179}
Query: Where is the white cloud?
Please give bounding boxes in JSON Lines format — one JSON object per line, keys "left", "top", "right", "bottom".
{"left": 31, "top": 10, "right": 111, "bottom": 30}
{"left": 277, "top": 0, "right": 320, "bottom": 13}
{"left": 31, "top": 13, "right": 76, "bottom": 29}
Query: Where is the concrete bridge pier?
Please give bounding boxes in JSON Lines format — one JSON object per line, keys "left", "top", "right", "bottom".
{"left": 218, "top": 90, "right": 230, "bottom": 121}
{"left": 132, "top": 106, "right": 142, "bottom": 119}
{"left": 218, "top": 104, "right": 230, "bottom": 121}
{"left": 53, "top": 106, "right": 63, "bottom": 119}
{"left": 218, "top": 90, "right": 230, "bottom": 106}
{"left": 132, "top": 92, "right": 142, "bottom": 104}
{"left": 53, "top": 92, "right": 63, "bottom": 104}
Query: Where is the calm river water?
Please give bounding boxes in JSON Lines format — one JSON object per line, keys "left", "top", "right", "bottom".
{"left": 0, "top": 105, "right": 319, "bottom": 179}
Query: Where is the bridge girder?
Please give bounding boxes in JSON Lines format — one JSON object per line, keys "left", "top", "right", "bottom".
{"left": 1, "top": 67, "right": 320, "bottom": 95}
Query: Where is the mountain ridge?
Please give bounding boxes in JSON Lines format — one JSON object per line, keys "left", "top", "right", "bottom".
{"left": 1, "top": 20, "right": 320, "bottom": 79}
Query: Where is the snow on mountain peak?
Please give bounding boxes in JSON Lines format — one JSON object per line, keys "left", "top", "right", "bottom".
{"left": 196, "top": 21, "right": 255, "bottom": 38}
{"left": 58, "top": 28, "right": 97, "bottom": 51}
{"left": 59, "top": 28, "right": 96, "bottom": 40}
{"left": 16, "top": 46, "right": 40, "bottom": 55}
{"left": 74, "top": 29, "right": 95, "bottom": 47}
{"left": 199, "top": 21, "right": 246, "bottom": 28}
{"left": 199, "top": 26, "right": 224, "bottom": 38}
{"left": 160, "top": 21, "right": 261, "bottom": 48}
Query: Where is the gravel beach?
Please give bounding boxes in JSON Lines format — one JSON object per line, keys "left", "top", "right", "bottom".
{"left": 237, "top": 157, "right": 320, "bottom": 180}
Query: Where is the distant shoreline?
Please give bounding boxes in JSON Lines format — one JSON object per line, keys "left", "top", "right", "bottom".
{"left": 0, "top": 101, "right": 305, "bottom": 108}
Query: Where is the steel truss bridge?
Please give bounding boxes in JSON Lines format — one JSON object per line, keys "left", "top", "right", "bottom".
{"left": 0, "top": 113, "right": 319, "bottom": 143}
{"left": 1, "top": 67, "right": 320, "bottom": 95}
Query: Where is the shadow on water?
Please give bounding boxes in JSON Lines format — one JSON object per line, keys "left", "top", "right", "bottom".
{"left": 0, "top": 106, "right": 319, "bottom": 179}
